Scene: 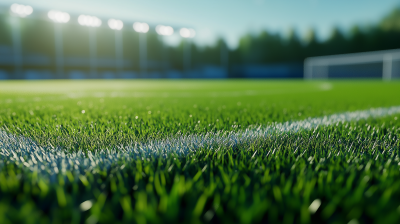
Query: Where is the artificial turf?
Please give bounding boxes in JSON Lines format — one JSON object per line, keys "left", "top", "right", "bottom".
{"left": 0, "top": 80, "right": 400, "bottom": 223}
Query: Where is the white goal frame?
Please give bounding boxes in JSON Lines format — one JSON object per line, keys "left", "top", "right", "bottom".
{"left": 304, "top": 49, "right": 400, "bottom": 80}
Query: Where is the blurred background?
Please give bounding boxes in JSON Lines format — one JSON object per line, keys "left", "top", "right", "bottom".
{"left": 0, "top": 0, "right": 399, "bottom": 80}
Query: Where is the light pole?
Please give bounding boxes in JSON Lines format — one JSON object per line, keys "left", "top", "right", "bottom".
{"left": 48, "top": 10, "right": 70, "bottom": 79}
{"left": 10, "top": 3, "right": 33, "bottom": 79}
{"left": 220, "top": 40, "right": 229, "bottom": 75}
{"left": 179, "top": 28, "right": 196, "bottom": 75}
{"left": 108, "top": 19, "right": 124, "bottom": 77}
{"left": 78, "top": 15, "right": 102, "bottom": 78}
{"left": 155, "top": 25, "right": 174, "bottom": 76}
{"left": 88, "top": 27, "right": 97, "bottom": 78}
{"left": 133, "top": 22, "right": 149, "bottom": 77}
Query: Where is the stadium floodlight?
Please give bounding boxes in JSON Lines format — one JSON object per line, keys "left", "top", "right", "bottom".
{"left": 179, "top": 28, "right": 196, "bottom": 38}
{"left": 78, "top": 15, "right": 102, "bottom": 27}
{"left": 133, "top": 22, "right": 149, "bottom": 33}
{"left": 48, "top": 10, "right": 70, "bottom": 23}
{"left": 155, "top": 25, "right": 174, "bottom": 36}
{"left": 108, "top": 19, "right": 123, "bottom": 30}
{"left": 10, "top": 3, "right": 33, "bottom": 17}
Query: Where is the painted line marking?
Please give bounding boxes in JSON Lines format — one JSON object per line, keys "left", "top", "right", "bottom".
{"left": 1, "top": 106, "right": 400, "bottom": 180}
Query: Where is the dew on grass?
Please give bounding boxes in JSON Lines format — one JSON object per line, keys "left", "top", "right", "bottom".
{"left": 348, "top": 219, "right": 359, "bottom": 224}
{"left": 204, "top": 210, "right": 214, "bottom": 221}
{"left": 80, "top": 200, "right": 93, "bottom": 211}
{"left": 308, "top": 199, "right": 321, "bottom": 213}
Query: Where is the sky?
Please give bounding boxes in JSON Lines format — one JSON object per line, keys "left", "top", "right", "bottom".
{"left": 1, "top": 0, "right": 399, "bottom": 48}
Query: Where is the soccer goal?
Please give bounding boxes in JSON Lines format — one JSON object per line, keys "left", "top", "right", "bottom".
{"left": 304, "top": 49, "right": 400, "bottom": 80}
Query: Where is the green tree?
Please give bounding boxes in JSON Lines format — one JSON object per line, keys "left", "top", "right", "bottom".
{"left": 380, "top": 7, "right": 400, "bottom": 31}
{"left": 324, "top": 27, "right": 348, "bottom": 55}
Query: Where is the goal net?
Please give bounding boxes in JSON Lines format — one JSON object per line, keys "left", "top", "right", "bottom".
{"left": 304, "top": 49, "right": 400, "bottom": 80}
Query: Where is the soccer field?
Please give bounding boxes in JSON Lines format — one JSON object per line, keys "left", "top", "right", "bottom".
{"left": 1, "top": 80, "right": 400, "bottom": 223}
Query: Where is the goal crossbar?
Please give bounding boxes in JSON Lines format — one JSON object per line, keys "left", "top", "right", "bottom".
{"left": 304, "top": 49, "right": 400, "bottom": 80}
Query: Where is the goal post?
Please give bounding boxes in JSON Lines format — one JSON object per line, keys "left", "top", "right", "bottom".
{"left": 304, "top": 49, "right": 400, "bottom": 80}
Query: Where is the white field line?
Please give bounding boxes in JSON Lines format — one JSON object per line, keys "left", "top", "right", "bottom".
{"left": 0, "top": 106, "right": 400, "bottom": 181}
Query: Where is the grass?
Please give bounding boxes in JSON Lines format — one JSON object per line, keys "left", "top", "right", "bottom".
{"left": 0, "top": 80, "right": 400, "bottom": 223}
